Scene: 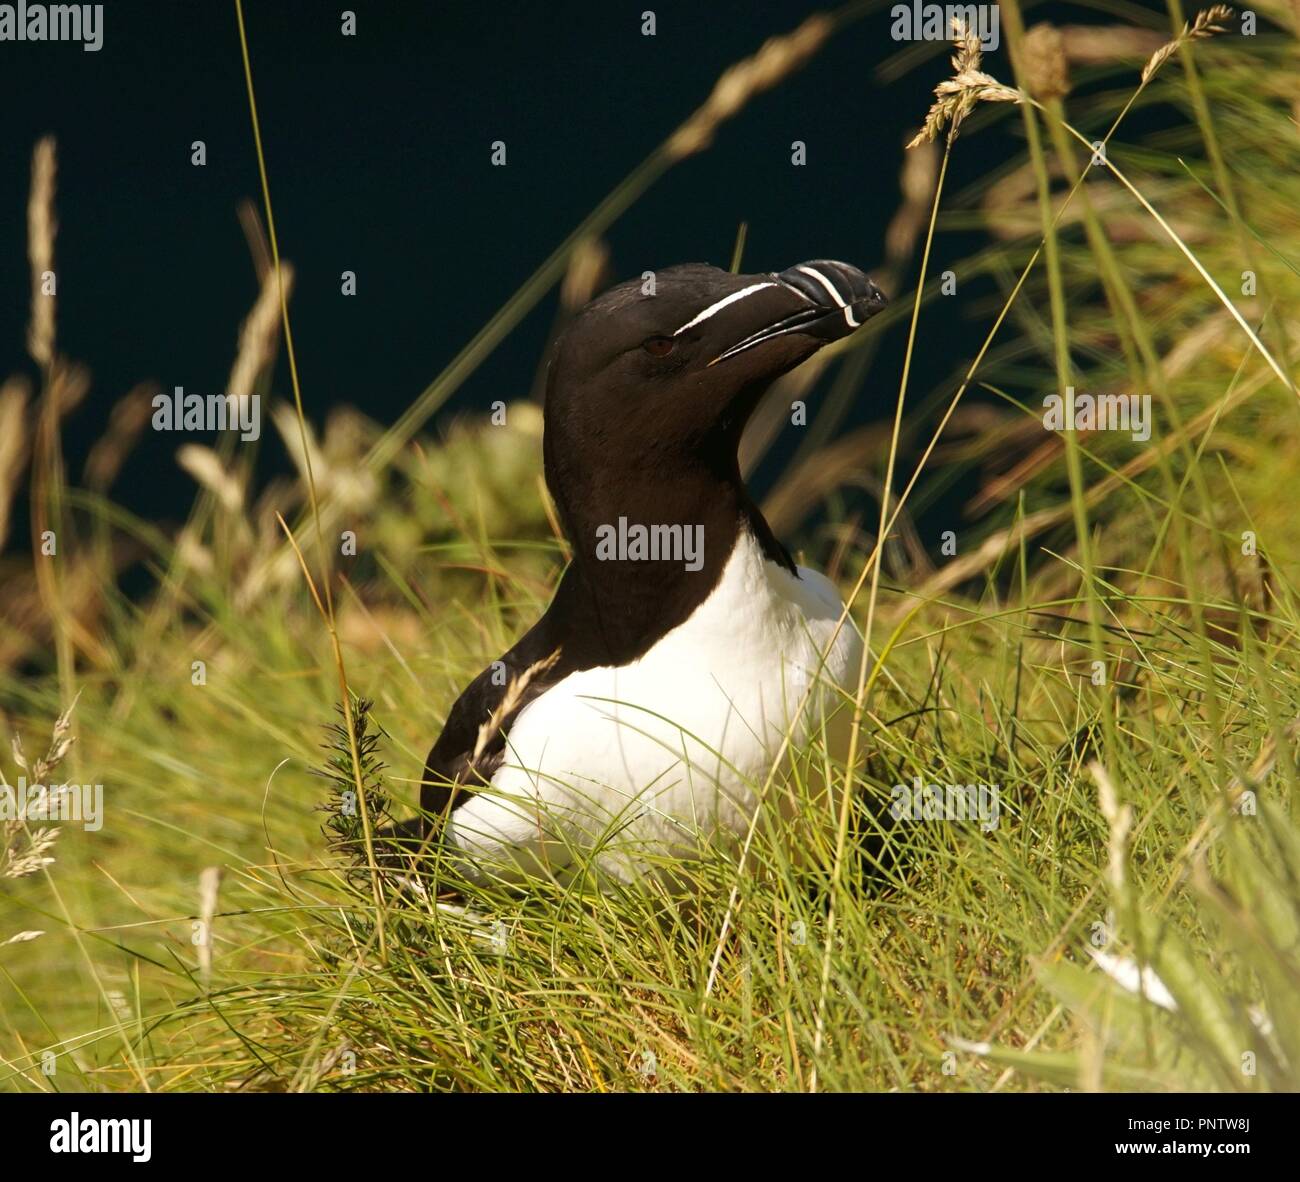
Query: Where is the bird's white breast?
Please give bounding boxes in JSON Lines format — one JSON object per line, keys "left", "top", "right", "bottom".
{"left": 444, "top": 531, "right": 864, "bottom": 885}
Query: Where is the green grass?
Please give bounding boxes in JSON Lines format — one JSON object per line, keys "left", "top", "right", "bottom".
{"left": 2, "top": 2, "right": 1300, "bottom": 1092}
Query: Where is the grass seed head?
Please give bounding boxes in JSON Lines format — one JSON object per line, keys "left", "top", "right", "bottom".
{"left": 1023, "top": 23, "right": 1070, "bottom": 102}
{"left": 908, "top": 17, "right": 1023, "bottom": 148}
{"left": 1142, "top": 4, "right": 1235, "bottom": 84}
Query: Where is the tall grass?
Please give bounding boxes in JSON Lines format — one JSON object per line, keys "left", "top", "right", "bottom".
{"left": 1, "top": 2, "right": 1298, "bottom": 1091}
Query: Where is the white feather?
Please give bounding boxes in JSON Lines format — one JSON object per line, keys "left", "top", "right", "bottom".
{"left": 444, "top": 531, "right": 864, "bottom": 885}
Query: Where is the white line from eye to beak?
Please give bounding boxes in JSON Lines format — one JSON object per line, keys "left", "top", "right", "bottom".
{"left": 796, "top": 264, "right": 859, "bottom": 328}
{"left": 672, "top": 281, "right": 777, "bottom": 336}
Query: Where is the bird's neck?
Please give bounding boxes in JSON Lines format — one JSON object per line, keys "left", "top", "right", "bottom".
{"left": 541, "top": 443, "right": 792, "bottom": 668}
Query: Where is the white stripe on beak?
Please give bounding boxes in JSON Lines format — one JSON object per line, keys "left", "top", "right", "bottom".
{"left": 672, "top": 282, "right": 777, "bottom": 336}
{"left": 794, "top": 265, "right": 860, "bottom": 328}
{"left": 795, "top": 265, "right": 845, "bottom": 306}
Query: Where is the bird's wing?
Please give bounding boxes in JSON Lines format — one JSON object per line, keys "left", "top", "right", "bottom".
{"left": 420, "top": 628, "right": 568, "bottom": 830}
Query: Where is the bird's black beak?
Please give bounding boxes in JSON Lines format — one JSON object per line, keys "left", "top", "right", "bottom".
{"left": 708, "top": 260, "right": 887, "bottom": 367}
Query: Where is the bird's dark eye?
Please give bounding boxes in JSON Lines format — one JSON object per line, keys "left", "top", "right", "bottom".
{"left": 642, "top": 335, "right": 676, "bottom": 357}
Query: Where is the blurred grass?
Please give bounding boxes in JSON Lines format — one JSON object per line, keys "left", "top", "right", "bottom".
{"left": 2, "top": 2, "right": 1300, "bottom": 1092}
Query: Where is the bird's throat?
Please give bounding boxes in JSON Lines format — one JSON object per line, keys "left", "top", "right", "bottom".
{"left": 542, "top": 454, "right": 792, "bottom": 668}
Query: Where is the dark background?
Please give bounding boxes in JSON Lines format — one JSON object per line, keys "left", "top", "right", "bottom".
{"left": 0, "top": 0, "right": 1159, "bottom": 530}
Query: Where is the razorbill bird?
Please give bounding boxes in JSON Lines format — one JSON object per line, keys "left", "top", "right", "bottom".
{"left": 418, "top": 260, "right": 887, "bottom": 887}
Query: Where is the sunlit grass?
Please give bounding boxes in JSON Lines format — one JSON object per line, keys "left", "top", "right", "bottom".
{"left": 2, "top": 3, "right": 1299, "bottom": 1092}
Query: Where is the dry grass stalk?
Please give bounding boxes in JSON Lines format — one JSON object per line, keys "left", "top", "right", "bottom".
{"left": 666, "top": 14, "right": 833, "bottom": 160}
{"left": 884, "top": 139, "right": 939, "bottom": 266}
{"left": 236, "top": 197, "right": 273, "bottom": 280}
{"left": 42, "top": 359, "right": 89, "bottom": 422}
{"left": 2, "top": 823, "right": 59, "bottom": 883}
{"left": 763, "top": 422, "right": 891, "bottom": 535}
{"left": 898, "top": 361, "right": 1272, "bottom": 611}
{"left": 560, "top": 238, "right": 611, "bottom": 312}
{"left": 177, "top": 444, "right": 245, "bottom": 515}
{"left": 0, "top": 378, "right": 32, "bottom": 553}
{"left": 1058, "top": 25, "right": 1164, "bottom": 65}
{"left": 1022, "top": 23, "right": 1070, "bottom": 102}
{"left": 0, "top": 544, "right": 126, "bottom": 671}
{"left": 197, "top": 866, "right": 222, "bottom": 988}
{"left": 2, "top": 929, "right": 45, "bottom": 946}
{"left": 26, "top": 137, "right": 57, "bottom": 368}
{"left": 1141, "top": 4, "right": 1234, "bottom": 84}
{"left": 271, "top": 402, "right": 329, "bottom": 502}
{"left": 756, "top": 136, "right": 936, "bottom": 495}
{"left": 1091, "top": 762, "right": 1133, "bottom": 897}
{"left": 473, "top": 649, "right": 562, "bottom": 762}
{"left": 228, "top": 262, "right": 293, "bottom": 408}
{"left": 174, "top": 526, "right": 216, "bottom": 576}
{"left": 2, "top": 700, "right": 77, "bottom": 890}
{"left": 740, "top": 354, "right": 829, "bottom": 478}
{"left": 908, "top": 18, "right": 1022, "bottom": 148}
{"left": 82, "top": 384, "right": 155, "bottom": 492}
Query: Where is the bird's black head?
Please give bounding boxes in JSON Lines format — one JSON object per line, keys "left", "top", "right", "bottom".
{"left": 544, "top": 258, "right": 885, "bottom": 501}
{"left": 542, "top": 259, "right": 886, "bottom": 586}
{"left": 546, "top": 260, "right": 885, "bottom": 458}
